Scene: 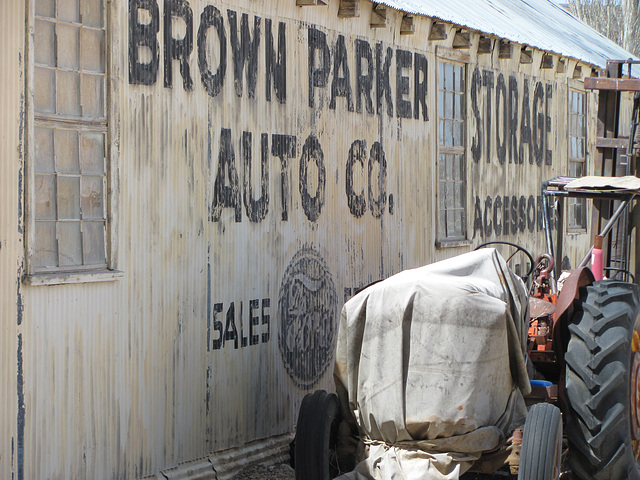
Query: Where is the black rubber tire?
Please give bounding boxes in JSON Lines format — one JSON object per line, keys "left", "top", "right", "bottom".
{"left": 518, "top": 402, "right": 562, "bottom": 480}
{"left": 565, "top": 280, "right": 640, "bottom": 480}
{"left": 294, "top": 390, "right": 341, "bottom": 480}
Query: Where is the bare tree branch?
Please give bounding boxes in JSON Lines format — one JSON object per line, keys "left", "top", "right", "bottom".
{"left": 622, "top": 0, "right": 640, "bottom": 56}
{"left": 567, "top": 0, "right": 639, "bottom": 57}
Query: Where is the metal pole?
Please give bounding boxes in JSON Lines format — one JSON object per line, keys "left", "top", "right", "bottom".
{"left": 541, "top": 181, "right": 557, "bottom": 293}
{"left": 578, "top": 195, "right": 635, "bottom": 268}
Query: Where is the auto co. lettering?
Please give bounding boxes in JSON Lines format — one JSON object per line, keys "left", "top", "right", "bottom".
{"left": 208, "top": 128, "right": 393, "bottom": 223}
{"left": 129, "top": 1, "right": 422, "bottom": 224}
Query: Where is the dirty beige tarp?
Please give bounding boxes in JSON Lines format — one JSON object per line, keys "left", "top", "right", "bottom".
{"left": 565, "top": 175, "right": 640, "bottom": 192}
{"left": 334, "top": 249, "right": 531, "bottom": 480}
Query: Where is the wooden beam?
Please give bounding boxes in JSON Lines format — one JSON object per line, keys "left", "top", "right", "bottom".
{"left": 477, "top": 36, "right": 493, "bottom": 54}
{"left": 498, "top": 40, "right": 512, "bottom": 59}
{"left": 338, "top": 0, "right": 359, "bottom": 17}
{"left": 520, "top": 48, "right": 533, "bottom": 64}
{"left": 296, "top": 0, "right": 327, "bottom": 5}
{"left": 452, "top": 30, "right": 470, "bottom": 48}
{"left": 541, "top": 54, "right": 554, "bottom": 69}
{"left": 585, "top": 77, "right": 640, "bottom": 92}
{"left": 428, "top": 22, "right": 447, "bottom": 40}
{"left": 400, "top": 14, "right": 415, "bottom": 35}
{"left": 436, "top": 46, "right": 470, "bottom": 63}
{"left": 573, "top": 65, "right": 583, "bottom": 79}
{"left": 596, "top": 136, "right": 629, "bottom": 148}
{"left": 370, "top": 4, "right": 386, "bottom": 28}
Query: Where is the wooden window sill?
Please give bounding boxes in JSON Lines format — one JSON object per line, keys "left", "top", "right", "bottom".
{"left": 23, "top": 269, "right": 124, "bottom": 286}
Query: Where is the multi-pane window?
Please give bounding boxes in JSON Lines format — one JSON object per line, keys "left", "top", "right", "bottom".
{"left": 437, "top": 61, "right": 466, "bottom": 241}
{"left": 568, "top": 90, "right": 587, "bottom": 231}
{"left": 32, "top": 0, "right": 107, "bottom": 271}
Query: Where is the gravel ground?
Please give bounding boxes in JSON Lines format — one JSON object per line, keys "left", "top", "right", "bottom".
{"left": 231, "top": 463, "right": 295, "bottom": 480}
{"left": 230, "top": 462, "right": 514, "bottom": 479}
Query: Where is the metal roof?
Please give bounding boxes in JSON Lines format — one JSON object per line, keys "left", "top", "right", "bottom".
{"left": 379, "top": 0, "right": 637, "bottom": 70}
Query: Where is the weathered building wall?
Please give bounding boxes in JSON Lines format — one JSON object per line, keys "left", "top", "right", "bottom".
{"left": 0, "top": 1, "right": 24, "bottom": 479}
{"left": 2, "top": 0, "right": 608, "bottom": 479}
{"left": 467, "top": 49, "right": 597, "bottom": 269}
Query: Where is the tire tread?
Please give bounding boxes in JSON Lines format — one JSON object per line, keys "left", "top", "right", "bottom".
{"left": 565, "top": 280, "right": 640, "bottom": 480}
{"left": 519, "top": 402, "right": 562, "bottom": 480}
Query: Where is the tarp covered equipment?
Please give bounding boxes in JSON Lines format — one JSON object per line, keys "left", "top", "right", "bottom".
{"left": 334, "top": 249, "right": 531, "bottom": 479}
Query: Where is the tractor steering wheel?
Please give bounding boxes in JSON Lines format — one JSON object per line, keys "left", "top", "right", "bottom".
{"left": 474, "top": 241, "right": 535, "bottom": 281}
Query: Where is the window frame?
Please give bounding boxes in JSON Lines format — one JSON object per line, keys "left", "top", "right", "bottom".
{"left": 435, "top": 52, "right": 469, "bottom": 246}
{"left": 24, "top": 0, "right": 120, "bottom": 285}
{"left": 567, "top": 86, "right": 588, "bottom": 233}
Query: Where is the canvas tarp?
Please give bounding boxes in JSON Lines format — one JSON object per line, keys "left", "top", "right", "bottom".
{"left": 565, "top": 175, "right": 640, "bottom": 193}
{"left": 333, "top": 249, "right": 531, "bottom": 479}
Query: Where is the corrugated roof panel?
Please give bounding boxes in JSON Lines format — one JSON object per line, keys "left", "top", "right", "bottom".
{"left": 378, "top": 0, "right": 637, "bottom": 69}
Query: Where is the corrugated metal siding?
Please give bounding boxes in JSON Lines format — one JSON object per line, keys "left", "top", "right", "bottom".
{"left": 0, "top": 1, "right": 24, "bottom": 479}
{"left": 198, "top": 3, "right": 424, "bottom": 455}
{"left": 2, "top": 0, "right": 609, "bottom": 479}
{"left": 464, "top": 50, "right": 592, "bottom": 267}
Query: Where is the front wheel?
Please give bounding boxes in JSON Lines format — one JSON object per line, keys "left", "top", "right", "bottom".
{"left": 565, "top": 280, "right": 640, "bottom": 479}
{"left": 518, "top": 402, "right": 562, "bottom": 480}
{"left": 294, "top": 390, "right": 341, "bottom": 480}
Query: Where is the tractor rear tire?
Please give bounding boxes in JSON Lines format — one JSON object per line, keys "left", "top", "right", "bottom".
{"left": 294, "top": 390, "right": 341, "bottom": 480}
{"left": 565, "top": 280, "right": 640, "bottom": 479}
{"left": 518, "top": 402, "right": 562, "bottom": 480}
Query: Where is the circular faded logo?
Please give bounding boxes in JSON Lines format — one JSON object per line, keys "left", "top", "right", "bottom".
{"left": 278, "top": 247, "right": 337, "bottom": 389}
